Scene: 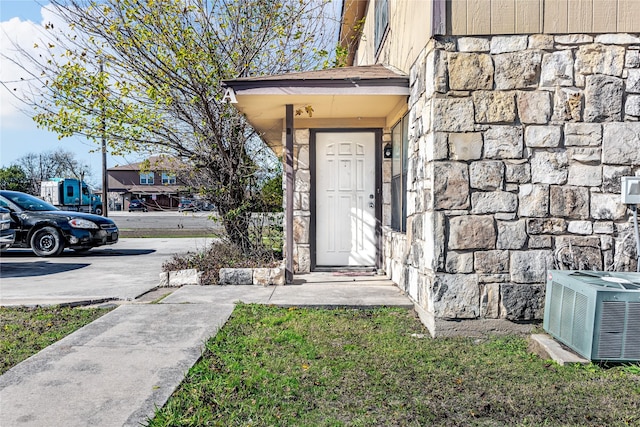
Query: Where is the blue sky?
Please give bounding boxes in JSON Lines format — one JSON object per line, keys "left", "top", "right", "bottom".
{"left": 0, "top": 1, "right": 135, "bottom": 185}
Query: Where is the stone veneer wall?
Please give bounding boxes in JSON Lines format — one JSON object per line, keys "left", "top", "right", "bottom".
{"left": 386, "top": 33, "right": 640, "bottom": 336}
{"left": 289, "top": 129, "right": 311, "bottom": 273}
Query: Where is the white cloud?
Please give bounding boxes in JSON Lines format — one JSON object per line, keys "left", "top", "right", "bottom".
{"left": 0, "top": 4, "right": 69, "bottom": 130}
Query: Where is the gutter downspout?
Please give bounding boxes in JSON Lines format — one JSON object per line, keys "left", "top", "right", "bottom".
{"left": 285, "top": 104, "right": 294, "bottom": 284}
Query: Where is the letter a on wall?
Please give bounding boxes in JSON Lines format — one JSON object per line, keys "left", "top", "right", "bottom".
{"left": 221, "top": 87, "right": 238, "bottom": 104}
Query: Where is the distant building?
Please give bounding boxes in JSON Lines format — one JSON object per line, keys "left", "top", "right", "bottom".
{"left": 107, "top": 156, "right": 187, "bottom": 211}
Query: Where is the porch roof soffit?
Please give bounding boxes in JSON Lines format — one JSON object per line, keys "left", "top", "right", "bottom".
{"left": 222, "top": 64, "right": 409, "bottom": 151}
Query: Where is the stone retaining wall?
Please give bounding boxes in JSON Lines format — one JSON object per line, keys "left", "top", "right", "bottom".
{"left": 390, "top": 33, "right": 640, "bottom": 335}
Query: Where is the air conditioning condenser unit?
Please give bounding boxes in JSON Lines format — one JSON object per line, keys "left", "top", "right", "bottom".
{"left": 543, "top": 270, "right": 640, "bottom": 362}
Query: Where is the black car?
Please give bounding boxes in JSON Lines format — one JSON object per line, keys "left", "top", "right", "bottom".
{"left": 128, "top": 199, "right": 148, "bottom": 212}
{"left": 0, "top": 207, "right": 15, "bottom": 251}
{"left": 178, "top": 199, "right": 200, "bottom": 212}
{"left": 0, "top": 190, "right": 119, "bottom": 257}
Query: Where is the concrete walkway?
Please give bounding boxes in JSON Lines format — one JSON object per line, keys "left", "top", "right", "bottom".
{"left": 0, "top": 274, "right": 412, "bottom": 427}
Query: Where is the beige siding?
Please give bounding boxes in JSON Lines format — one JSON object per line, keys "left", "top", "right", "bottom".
{"left": 450, "top": 0, "right": 640, "bottom": 34}
{"left": 467, "top": 0, "right": 490, "bottom": 34}
{"left": 515, "top": 0, "right": 541, "bottom": 33}
{"left": 354, "top": 1, "right": 431, "bottom": 74}
{"left": 592, "top": 0, "right": 617, "bottom": 32}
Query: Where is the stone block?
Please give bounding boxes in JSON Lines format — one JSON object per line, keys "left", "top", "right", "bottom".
{"left": 549, "top": 185, "right": 590, "bottom": 219}
{"left": 528, "top": 235, "right": 552, "bottom": 249}
{"left": 528, "top": 34, "right": 554, "bottom": 50}
{"left": 584, "top": 75, "right": 623, "bottom": 122}
{"left": 626, "top": 70, "right": 640, "bottom": 96}
{"left": 567, "top": 220, "right": 593, "bottom": 235}
{"left": 518, "top": 184, "right": 549, "bottom": 217}
{"left": 564, "top": 123, "right": 601, "bottom": 146}
{"left": 219, "top": 268, "right": 253, "bottom": 285}
{"left": 448, "top": 215, "right": 496, "bottom": 250}
{"left": 475, "top": 250, "right": 509, "bottom": 274}
{"left": 602, "top": 123, "right": 640, "bottom": 165}
{"left": 494, "top": 50, "right": 542, "bottom": 90}
{"left": 566, "top": 147, "right": 601, "bottom": 163}
{"left": 602, "top": 165, "right": 632, "bottom": 193}
{"left": 294, "top": 169, "right": 310, "bottom": 192}
{"left": 497, "top": 220, "right": 527, "bottom": 250}
{"left": 426, "top": 48, "right": 449, "bottom": 95}
{"left": 531, "top": 150, "right": 568, "bottom": 185}
{"left": 471, "top": 192, "right": 517, "bottom": 214}
{"left": 433, "top": 162, "right": 470, "bottom": 210}
{"left": 469, "top": 160, "right": 504, "bottom": 190}
{"left": 169, "top": 269, "right": 202, "bottom": 286}
{"left": 448, "top": 53, "right": 494, "bottom": 90}
{"left": 449, "top": 132, "right": 483, "bottom": 160}
{"left": 500, "top": 283, "right": 545, "bottom": 320}
{"left": 296, "top": 145, "right": 309, "bottom": 170}
{"left": 626, "top": 50, "right": 640, "bottom": 68}
{"left": 295, "top": 129, "right": 310, "bottom": 145}
{"left": 484, "top": 126, "right": 524, "bottom": 159}
{"left": 432, "top": 97, "right": 475, "bottom": 132}
{"left": 567, "top": 164, "right": 602, "bottom": 187}
{"left": 552, "top": 87, "right": 582, "bottom": 122}
{"left": 594, "top": 221, "right": 614, "bottom": 235}
{"left": 158, "top": 272, "right": 169, "bottom": 287}
{"left": 525, "top": 125, "right": 561, "bottom": 148}
{"left": 253, "top": 267, "right": 285, "bottom": 286}
{"left": 505, "top": 161, "right": 530, "bottom": 184}
{"left": 480, "top": 282, "right": 501, "bottom": 318}
{"left": 575, "top": 43, "right": 625, "bottom": 77}
{"left": 490, "top": 35, "right": 528, "bottom": 54}
{"left": 445, "top": 251, "right": 474, "bottom": 274}
{"left": 458, "top": 37, "right": 490, "bottom": 52}
{"left": 510, "top": 251, "right": 553, "bottom": 284}
{"left": 594, "top": 33, "right": 640, "bottom": 44}
{"left": 625, "top": 94, "right": 640, "bottom": 116}
{"left": 526, "top": 218, "right": 566, "bottom": 235}
{"left": 517, "top": 91, "right": 552, "bottom": 124}
{"left": 591, "top": 192, "right": 627, "bottom": 220}
{"left": 473, "top": 91, "right": 516, "bottom": 123}
{"left": 555, "top": 34, "right": 593, "bottom": 44}
{"left": 294, "top": 245, "right": 311, "bottom": 273}
{"left": 554, "top": 238, "right": 603, "bottom": 270}
{"left": 293, "top": 215, "right": 309, "bottom": 244}
{"left": 541, "top": 50, "right": 574, "bottom": 87}
{"left": 431, "top": 273, "right": 480, "bottom": 319}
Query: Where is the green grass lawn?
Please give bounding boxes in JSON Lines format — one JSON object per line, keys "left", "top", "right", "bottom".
{"left": 150, "top": 304, "right": 640, "bottom": 427}
{"left": 0, "top": 306, "right": 112, "bottom": 375}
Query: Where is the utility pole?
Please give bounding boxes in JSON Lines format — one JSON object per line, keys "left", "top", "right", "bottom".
{"left": 100, "top": 59, "right": 109, "bottom": 217}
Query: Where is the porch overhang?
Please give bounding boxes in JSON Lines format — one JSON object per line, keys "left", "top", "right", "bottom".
{"left": 222, "top": 64, "right": 410, "bottom": 155}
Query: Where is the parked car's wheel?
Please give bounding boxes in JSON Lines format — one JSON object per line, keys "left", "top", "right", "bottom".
{"left": 94, "top": 205, "right": 103, "bottom": 216}
{"left": 30, "top": 226, "right": 65, "bottom": 257}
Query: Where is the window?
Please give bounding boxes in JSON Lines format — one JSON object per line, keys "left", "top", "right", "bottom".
{"left": 374, "top": 0, "right": 389, "bottom": 54}
{"left": 391, "top": 114, "right": 408, "bottom": 232}
{"left": 161, "top": 172, "right": 176, "bottom": 185}
{"left": 139, "top": 172, "right": 154, "bottom": 185}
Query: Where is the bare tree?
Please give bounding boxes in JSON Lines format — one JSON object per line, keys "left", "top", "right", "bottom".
{"left": 16, "top": 149, "right": 91, "bottom": 195}
{"left": 4, "top": 0, "right": 340, "bottom": 251}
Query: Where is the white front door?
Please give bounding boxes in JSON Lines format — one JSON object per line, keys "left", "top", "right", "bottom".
{"left": 315, "top": 132, "right": 377, "bottom": 266}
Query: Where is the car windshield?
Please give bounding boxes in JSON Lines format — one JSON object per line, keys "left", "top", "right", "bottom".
{"left": 2, "top": 192, "right": 58, "bottom": 211}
